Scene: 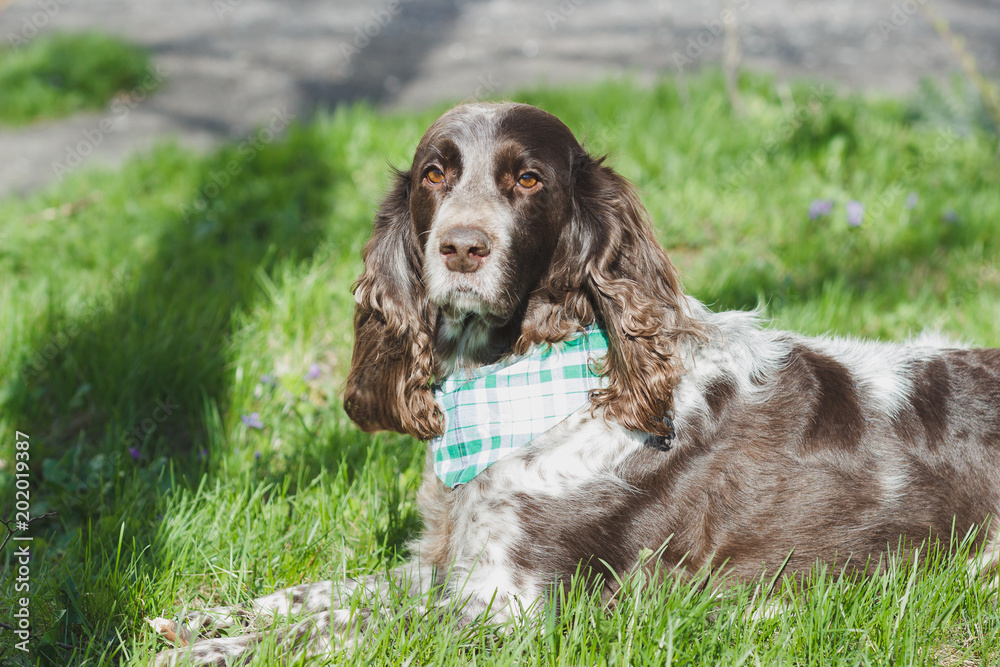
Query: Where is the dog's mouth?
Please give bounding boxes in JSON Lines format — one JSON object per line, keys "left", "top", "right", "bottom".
{"left": 434, "top": 286, "right": 511, "bottom": 325}
{"left": 426, "top": 254, "right": 512, "bottom": 315}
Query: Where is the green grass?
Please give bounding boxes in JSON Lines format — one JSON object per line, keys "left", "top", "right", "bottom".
{"left": 0, "top": 70, "right": 999, "bottom": 665}
{"left": 0, "top": 32, "right": 158, "bottom": 125}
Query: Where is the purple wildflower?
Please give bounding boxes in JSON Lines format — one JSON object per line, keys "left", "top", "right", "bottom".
{"left": 254, "top": 450, "right": 262, "bottom": 460}
{"left": 846, "top": 200, "right": 864, "bottom": 227}
{"left": 808, "top": 199, "right": 834, "bottom": 220}
{"left": 905, "top": 192, "right": 918, "bottom": 209}
{"left": 942, "top": 209, "right": 959, "bottom": 224}
{"left": 260, "top": 374, "right": 277, "bottom": 386}
{"left": 241, "top": 412, "right": 265, "bottom": 429}
{"left": 305, "top": 363, "right": 321, "bottom": 381}
{"left": 129, "top": 447, "right": 142, "bottom": 461}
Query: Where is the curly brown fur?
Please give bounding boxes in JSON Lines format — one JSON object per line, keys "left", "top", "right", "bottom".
{"left": 343, "top": 168, "right": 443, "bottom": 440}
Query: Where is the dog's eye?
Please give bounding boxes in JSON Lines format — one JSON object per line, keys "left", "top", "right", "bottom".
{"left": 426, "top": 168, "right": 445, "bottom": 185}
{"left": 517, "top": 173, "right": 539, "bottom": 189}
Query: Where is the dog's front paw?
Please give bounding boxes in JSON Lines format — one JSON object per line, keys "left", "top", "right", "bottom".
{"left": 146, "top": 617, "right": 191, "bottom": 648}
{"left": 147, "top": 605, "right": 250, "bottom": 666}
{"left": 184, "top": 605, "right": 245, "bottom": 634}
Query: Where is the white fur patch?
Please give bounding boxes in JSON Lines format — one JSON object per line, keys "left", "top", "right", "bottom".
{"left": 810, "top": 336, "right": 926, "bottom": 418}
{"left": 672, "top": 298, "right": 791, "bottom": 427}
{"left": 674, "top": 297, "right": 955, "bottom": 426}
{"left": 879, "top": 468, "right": 910, "bottom": 504}
{"left": 422, "top": 106, "right": 517, "bottom": 324}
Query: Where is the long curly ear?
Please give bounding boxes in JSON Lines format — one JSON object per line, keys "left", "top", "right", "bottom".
{"left": 344, "top": 169, "right": 444, "bottom": 440}
{"left": 574, "top": 155, "right": 705, "bottom": 437}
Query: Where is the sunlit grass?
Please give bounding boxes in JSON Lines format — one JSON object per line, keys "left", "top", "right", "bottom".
{"left": 0, "top": 32, "right": 157, "bottom": 125}
{"left": 0, "top": 70, "right": 998, "bottom": 664}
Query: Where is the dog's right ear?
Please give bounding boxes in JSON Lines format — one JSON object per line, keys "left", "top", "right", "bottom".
{"left": 344, "top": 168, "right": 444, "bottom": 440}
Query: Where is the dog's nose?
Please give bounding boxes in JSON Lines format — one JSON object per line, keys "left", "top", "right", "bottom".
{"left": 439, "top": 227, "right": 491, "bottom": 273}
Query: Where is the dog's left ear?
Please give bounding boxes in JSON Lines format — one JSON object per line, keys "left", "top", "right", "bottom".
{"left": 571, "top": 154, "right": 704, "bottom": 437}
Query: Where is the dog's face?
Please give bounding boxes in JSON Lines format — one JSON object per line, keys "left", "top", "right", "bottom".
{"left": 407, "top": 103, "right": 580, "bottom": 328}
{"left": 345, "top": 102, "right": 698, "bottom": 440}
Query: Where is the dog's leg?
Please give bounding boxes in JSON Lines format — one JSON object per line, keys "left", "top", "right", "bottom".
{"left": 178, "top": 580, "right": 347, "bottom": 635}
{"left": 152, "top": 609, "right": 352, "bottom": 667}
{"left": 150, "top": 562, "right": 440, "bottom": 666}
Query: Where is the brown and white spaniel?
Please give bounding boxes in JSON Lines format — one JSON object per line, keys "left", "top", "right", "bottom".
{"left": 153, "top": 102, "right": 1000, "bottom": 665}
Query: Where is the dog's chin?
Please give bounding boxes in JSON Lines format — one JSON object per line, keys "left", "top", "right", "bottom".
{"left": 433, "top": 288, "right": 512, "bottom": 327}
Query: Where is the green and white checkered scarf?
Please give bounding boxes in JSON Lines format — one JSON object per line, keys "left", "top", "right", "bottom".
{"left": 430, "top": 326, "right": 610, "bottom": 487}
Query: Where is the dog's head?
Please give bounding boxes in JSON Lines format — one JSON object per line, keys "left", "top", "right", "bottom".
{"left": 345, "top": 102, "right": 702, "bottom": 440}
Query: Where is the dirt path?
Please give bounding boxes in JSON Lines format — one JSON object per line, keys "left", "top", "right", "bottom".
{"left": 0, "top": 0, "right": 997, "bottom": 197}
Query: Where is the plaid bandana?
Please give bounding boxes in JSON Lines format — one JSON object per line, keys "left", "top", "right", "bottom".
{"left": 430, "top": 326, "right": 610, "bottom": 487}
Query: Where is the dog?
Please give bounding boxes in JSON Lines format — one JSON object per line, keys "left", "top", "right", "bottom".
{"left": 152, "top": 102, "right": 1000, "bottom": 665}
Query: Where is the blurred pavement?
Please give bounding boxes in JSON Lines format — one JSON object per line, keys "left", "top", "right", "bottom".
{"left": 0, "top": 0, "right": 997, "bottom": 196}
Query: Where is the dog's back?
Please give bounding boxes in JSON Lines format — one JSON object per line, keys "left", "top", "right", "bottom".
{"left": 657, "top": 314, "right": 1000, "bottom": 580}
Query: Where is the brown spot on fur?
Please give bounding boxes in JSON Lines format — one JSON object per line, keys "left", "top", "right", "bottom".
{"left": 704, "top": 377, "right": 737, "bottom": 419}
{"left": 910, "top": 357, "right": 951, "bottom": 449}
{"left": 508, "top": 450, "right": 681, "bottom": 592}
{"left": 790, "top": 345, "right": 865, "bottom": 452}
